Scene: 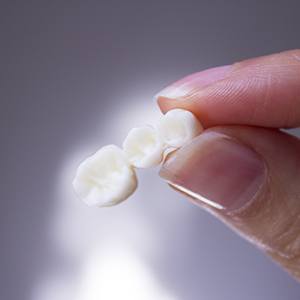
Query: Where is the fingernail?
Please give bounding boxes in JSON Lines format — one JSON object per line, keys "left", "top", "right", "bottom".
{"left": 159, "top": 132, "right": 266, "bottom": 212}
{"left": 155, "top": 65, "right": 232, "bottom": 101}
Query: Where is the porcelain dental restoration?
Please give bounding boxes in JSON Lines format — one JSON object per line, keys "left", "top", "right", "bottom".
{"left": 72, "top": 145, "right": 137, "bottom": 207}
{"left": 72, "top": 109, "right": 203, "bottom": 207}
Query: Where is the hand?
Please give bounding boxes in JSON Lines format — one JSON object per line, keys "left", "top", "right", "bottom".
{"left": 156, "top": 49, "right": 300, "bottom": 281}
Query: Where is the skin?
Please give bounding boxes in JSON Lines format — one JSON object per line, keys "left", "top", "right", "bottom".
{"left": 156, "top": 49, "right": 300, "bottom": 281}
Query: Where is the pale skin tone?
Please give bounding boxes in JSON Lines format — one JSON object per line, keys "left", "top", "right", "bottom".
{"left": 156, "top": 49, "right": 300, "bottom": 281}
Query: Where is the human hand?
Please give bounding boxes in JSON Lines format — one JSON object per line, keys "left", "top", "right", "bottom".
{"left": 156, "top": 49, "right": 300, "bottom": 280}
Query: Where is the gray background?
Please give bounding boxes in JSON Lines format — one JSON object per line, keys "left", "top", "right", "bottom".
{"left": 1, "top": 1, "right": 300, "bottom": 299}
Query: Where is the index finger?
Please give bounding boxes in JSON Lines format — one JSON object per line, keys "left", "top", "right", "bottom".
{"left": 156, "top": 49, "right": 300, "bottom": 129}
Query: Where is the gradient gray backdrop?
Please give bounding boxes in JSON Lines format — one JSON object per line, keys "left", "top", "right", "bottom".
{"left": 1, "top": 1, "right": 300, "bottom": 299}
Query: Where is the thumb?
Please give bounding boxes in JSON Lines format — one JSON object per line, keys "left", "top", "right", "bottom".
{"left": 160, "top": 126, "right": 300, "bottom": 280}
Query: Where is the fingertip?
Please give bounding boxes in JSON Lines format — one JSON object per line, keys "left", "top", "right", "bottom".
{"left": 155, "top": 50, "right": 300, "bottom": 129}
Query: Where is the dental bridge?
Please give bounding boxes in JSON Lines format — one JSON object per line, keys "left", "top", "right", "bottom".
{"left": 73, "top": 109, "right": 203, "bottom": 207}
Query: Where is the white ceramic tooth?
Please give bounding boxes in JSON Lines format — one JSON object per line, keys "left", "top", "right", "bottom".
{"left": 157, "top": 109, "right": 203, "bottom": 148}
{"left": 72, "top": 145, "right": 137, "bottom": 207}
{"left": 123, "top": 125, "right": 164, "bottom": 168}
